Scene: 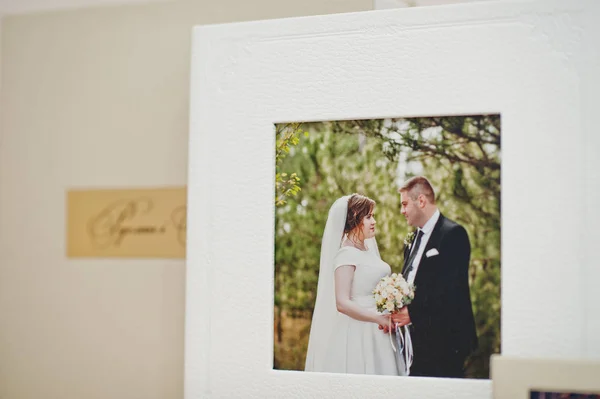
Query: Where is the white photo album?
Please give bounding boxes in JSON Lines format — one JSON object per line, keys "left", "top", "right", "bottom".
{"left": 185, "top": 1, "right": 600, "bottom": 398}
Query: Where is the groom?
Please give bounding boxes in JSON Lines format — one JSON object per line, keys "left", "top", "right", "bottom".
{"left": 391, "top": 176, "right": 478, "bottom": 378}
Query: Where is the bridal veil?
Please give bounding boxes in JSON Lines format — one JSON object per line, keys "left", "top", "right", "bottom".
{"left": 304, "top": 195, "right": 351, "bottom": 371}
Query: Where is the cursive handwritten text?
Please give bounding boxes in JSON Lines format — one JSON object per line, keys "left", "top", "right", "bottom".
{"left": 87, "top": 197, "right": 186, "bottom": 249}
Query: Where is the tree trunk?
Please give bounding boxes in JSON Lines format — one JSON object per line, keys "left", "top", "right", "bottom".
{"left": 277, "top": 306, "right": 283, "bottom": 344}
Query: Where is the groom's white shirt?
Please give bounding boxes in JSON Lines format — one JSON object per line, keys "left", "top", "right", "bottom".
{"left": 406, "top": 209, "right": 440, "bottom": 285}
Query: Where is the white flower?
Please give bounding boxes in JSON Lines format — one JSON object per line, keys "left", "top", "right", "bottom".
{"left": 373, "top": 272, "right": 416, "bottom": 312}
{"left": 404, "top": 231, "right": 416, "bottom": 247}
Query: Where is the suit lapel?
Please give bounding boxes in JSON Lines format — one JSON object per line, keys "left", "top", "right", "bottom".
{"left": 412, "top": 214, "right": 446, "bottom": 281}
{"left": 402, "top": 230, "right": 415, "bottom": 273}
{"left": 423, "top": 214, "right": 445, "bottom": 256}
{"left": 402, "top": 242, "right": 410, "bottom": 270}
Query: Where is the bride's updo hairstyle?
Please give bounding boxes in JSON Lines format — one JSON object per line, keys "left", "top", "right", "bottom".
{"left": 344, "top": 193, "right": 375, "bottom": 238}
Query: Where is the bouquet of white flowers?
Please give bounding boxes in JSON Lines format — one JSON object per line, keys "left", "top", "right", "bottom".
{"left": 373, "top": 273, "right": 415, "bottom": 313}
{"left": 372, "top": 273, "right": 416, "bottom": 376}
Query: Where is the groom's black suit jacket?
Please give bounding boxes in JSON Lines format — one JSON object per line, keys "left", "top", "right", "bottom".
{"left": 401, "top": 213, "right": 478, "bottom": 378}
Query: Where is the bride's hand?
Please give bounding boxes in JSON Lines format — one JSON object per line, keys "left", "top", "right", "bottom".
{"left": 379, "top": 324, "right": 391, "bottom": 334}
{"left": 377, "top": 314, "right": 392, "bottom": 332}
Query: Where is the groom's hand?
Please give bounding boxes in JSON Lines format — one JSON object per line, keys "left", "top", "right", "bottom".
{"left": 391, "top": 307, "right": 411, "bottom": 327}
{"left": 378, "top": 324, "right": 390, "bottom": 334}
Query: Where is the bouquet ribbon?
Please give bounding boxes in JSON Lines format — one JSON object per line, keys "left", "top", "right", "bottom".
{"left": 389, "top": 318, "right": 413, "bottom": 376}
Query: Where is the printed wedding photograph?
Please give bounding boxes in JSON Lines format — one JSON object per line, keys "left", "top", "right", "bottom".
{"left": 273, "top": 115, "right": 501, "bottom": 379}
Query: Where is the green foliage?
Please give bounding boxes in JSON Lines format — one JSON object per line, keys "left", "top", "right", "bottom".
{"left": 274, "top": 115, "right": 501, "bottom": 378}
{"left": 275, "top": 123, "right": 306, "bottom": 206}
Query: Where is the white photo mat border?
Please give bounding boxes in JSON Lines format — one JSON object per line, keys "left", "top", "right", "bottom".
{"left": 185, "top": 1, "right": 600, "bottom": 398}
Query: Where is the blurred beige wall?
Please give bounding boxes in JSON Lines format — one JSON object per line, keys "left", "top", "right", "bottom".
{"left": 0, "top": 1, "right": 370, "bottom": 398}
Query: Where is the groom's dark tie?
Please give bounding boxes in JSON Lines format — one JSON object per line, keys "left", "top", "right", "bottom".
{"left": 403, "top": 229, "right": 424, "bottom": 279}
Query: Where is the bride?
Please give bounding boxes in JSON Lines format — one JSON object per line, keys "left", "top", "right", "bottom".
{"left": 304, "top": 194, "right": 399, "bottom": 375}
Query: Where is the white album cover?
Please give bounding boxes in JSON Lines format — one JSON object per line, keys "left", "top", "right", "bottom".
{"left": 185, "top": 1, "right": 600, "bottom": 398}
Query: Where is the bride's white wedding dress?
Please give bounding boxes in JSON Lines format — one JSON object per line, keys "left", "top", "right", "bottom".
{"left": 321, "top": 245, "right": 400, "bottom": 375}
{"left": 305, "top": 195, "right": 399, "bottom": 376}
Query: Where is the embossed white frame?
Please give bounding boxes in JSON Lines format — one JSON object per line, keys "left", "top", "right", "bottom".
{"left": 185, "top": 1, "right": 600, "bottom": 398}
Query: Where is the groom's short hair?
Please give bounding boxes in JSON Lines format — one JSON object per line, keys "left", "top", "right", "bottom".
{"left": 399, "top": 176, "right": 436, "bottom": 204}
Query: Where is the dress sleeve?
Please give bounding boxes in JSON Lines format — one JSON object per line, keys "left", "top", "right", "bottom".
{"left": 333, "top": 247, "right": 358, "bottom": 270}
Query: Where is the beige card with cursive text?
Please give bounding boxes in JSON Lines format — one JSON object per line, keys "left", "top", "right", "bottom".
{"left": 66, "top": 187, "right": 186, "bottom": 258}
